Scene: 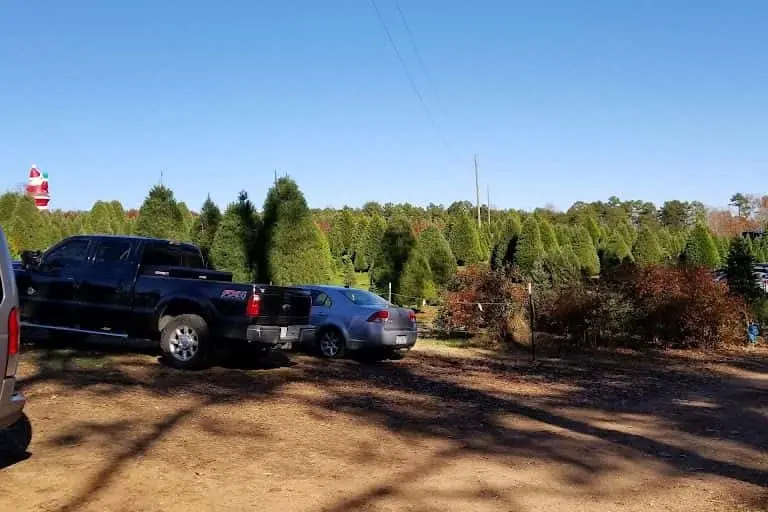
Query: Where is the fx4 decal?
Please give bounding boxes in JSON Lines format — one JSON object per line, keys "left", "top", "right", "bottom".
{"left": 220, "top": 289, "right": 248, "bottom": 301}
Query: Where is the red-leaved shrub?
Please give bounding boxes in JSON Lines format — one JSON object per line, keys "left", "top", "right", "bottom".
{"left": 435, "top": 265, "right": 528, "bottom": 345}
{"left": 626, "top": 266, "right": 745, "bottom": 349}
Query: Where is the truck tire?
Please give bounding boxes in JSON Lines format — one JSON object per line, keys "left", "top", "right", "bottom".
{"left": 0, "top": 413, "right": 32, "bottom": 459}
{"left": 316, "top": 327, "right": 346, "bottom": 359}
{"left": 160, "top": 314, "right": 212, "bottom": 370}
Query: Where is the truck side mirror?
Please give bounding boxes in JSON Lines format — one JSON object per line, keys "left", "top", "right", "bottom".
{"left": 21, "top": 250, "right": 42, "bottom": 269}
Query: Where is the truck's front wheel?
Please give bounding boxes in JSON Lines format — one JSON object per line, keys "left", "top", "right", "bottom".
{"left": 160, "top": 314, "right": 211, "bottom": 370}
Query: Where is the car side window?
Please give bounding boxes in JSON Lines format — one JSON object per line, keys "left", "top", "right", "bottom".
{"left": 42, "top": 239, "right": 90, "bottom": 270}
{"left": 311, "top": 291, "right": 332, "bottom": 307}
{"left": 92, "top": 239, "right": 132, "bottom": 264}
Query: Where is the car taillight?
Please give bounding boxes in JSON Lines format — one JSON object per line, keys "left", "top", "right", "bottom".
{"left": 246, "top": 293, "right": 261, "bottom": 317}
{"left": 408, "top": 310, "right": 416, "bottom": 322}
{"left": 8, "top": 307, "right": 19, "bottom": 357}
{"left": 367, "top": 310, "right": 389, "bottom": 323}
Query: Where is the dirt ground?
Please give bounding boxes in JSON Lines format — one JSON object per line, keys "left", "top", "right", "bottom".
{"left": 1, "top": 339, "right": 767, "bottom": 512}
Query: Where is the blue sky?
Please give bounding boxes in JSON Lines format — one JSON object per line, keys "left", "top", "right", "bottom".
{"left": 1, "top": 0, "right": 766, "bottom": 212}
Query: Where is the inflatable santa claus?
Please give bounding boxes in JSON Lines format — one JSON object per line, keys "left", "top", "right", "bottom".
{"left": 25, "top": 164, "right": 50, "bottom": 210}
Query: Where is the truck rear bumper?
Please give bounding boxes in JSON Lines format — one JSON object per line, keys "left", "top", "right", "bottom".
{"left": 0, "top": 378, "right": 26, "bottom": 430}
{"left": 246, "top": 325, "right": 312, "bottom": 348}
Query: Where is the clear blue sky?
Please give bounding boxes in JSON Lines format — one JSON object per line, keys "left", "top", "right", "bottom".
{"left": 1, "top": 0, "right": 766, "bottom": 212}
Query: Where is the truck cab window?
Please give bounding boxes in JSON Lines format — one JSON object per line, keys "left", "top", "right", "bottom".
{"left": 92, "top": 240, "right": 131, "bottom": 264}
{"left": 42, "top": 239, "right": 90, "bottom": 270}
{"left": 178, "top": 246, "right": 205, "bottom": 269}
{"left": 142, "top": 244, "right": 205, "bottom": 269}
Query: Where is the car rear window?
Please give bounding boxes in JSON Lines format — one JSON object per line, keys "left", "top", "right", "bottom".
{"left": 341, "top": 289, "right": 388, "bottom": 306}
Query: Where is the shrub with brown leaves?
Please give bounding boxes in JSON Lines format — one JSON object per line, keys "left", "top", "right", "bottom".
{"left": 435, "top": 264, "right": 528, "bottom": 345}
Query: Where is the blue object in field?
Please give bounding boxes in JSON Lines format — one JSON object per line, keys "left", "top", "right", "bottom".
{"left": 747, "top": 323, "right": 759, "bottom": 344}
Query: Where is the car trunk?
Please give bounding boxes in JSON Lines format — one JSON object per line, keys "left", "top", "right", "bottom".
{"left": 250, "top": 286, "right": 311, "bottom": 326}
{"left": 384, "top": 307, "right": 415, "bottom": 331}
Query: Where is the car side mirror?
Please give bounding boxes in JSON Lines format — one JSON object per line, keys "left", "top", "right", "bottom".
{"left": 21, "top": 250, "right": 42, "bottom": 269}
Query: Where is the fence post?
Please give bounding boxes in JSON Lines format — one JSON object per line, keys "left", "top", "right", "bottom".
{"left": 528, "top": 282, "right": 535, "bottom": 361}
{"left": 388, "top": 282, "right": 392, "bottom": 303}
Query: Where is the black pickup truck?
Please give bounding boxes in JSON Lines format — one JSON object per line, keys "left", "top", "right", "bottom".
{"left": 13, "top": 234, "right": 313, "bottom": 369}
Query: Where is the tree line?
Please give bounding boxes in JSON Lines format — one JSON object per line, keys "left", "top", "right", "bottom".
{"left": 1, "top": 181, "right": 766, "bottom": 305}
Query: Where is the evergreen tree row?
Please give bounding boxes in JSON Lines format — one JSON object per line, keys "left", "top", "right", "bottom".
{"left": 2, "top": 184, "right": 766, "bottom": 306}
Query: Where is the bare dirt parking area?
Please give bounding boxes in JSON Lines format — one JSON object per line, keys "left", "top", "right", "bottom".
{"left": 1, "top": 341, "right": 767, "bottom": 512}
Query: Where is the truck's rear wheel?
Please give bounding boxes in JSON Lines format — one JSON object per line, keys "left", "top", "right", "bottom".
{"left": 0, "top": 413, "right": 32, "bottom": 459}
{"left": 160, "top": 314, "right": 211, "bottom": 370}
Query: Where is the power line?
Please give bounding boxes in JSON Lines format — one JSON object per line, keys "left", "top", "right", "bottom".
{"left": 368, "top": 0, "right": 459, "bottom": 162}
{"left": 393, "top": 0, "right": 446, "bottom": 117}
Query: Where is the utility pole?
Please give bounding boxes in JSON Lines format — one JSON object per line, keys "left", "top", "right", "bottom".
{"left": 474, "top": 154, "right": 480, "bottom": 227}
{"left": 487, "top": 184, "right": 491, "bottom": 225}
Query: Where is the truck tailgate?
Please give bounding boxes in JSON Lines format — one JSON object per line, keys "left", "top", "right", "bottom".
{"left": 250, "top": 286, "right": 311, "bottom": 326}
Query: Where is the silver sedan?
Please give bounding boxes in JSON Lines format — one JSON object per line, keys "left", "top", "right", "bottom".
{"left": 296, "top": 285, "right": 418, "bottom": 360}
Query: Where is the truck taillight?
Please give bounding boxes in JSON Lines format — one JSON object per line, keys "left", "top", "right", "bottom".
{"left": 8, "top": 307, "right": 19, "bottom": 357}
{"left": 246, "top": 293, "right": 261, "bottom": 317}
{"left": 366, "top": 310, "right": 389, "bottom": 323}
{"left": 408, "top": 310, "right": 416, "bottom": 322}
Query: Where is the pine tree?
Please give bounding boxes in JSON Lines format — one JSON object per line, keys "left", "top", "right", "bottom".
{"left": 543, "top": 248, "right": 581, "bottom": 285}
{"left": 683, "top": 223, "right": 721, "bottom": 268}
{"left": 561, "top": 244, "right": 582, "bottom": 276}
{"left": 88, "top": 201, "right": 115, "bottom": 234}
{"left": 724, "top": 237, "right": 762, "bottom": 302}
{"left": 108, "top": 200, "right": 127, "bottom": 234}
{"left": 417, "top": 225, "right": 456, "bottom": 287}
{"left": 0, "top": 192, "right": 20, "bottom": 228}
{"left": 352, "top": 215, "right": 370, "bottom": 271}
{"left": 372, "top": 215, "right": 416, "bottom": 296}
{"left": 603, "top": 230, "right": 633, "bottom": 267}
{"left": 134, "top": 185, "right": 185, "bottom": 240}
{"left": 209, "top": 191, "right": 261, "bottom": 282}
{"left": 399, "top": 247, "right": 437, "bottom": 303}
{"left": 717, "top": 236, "right": 731, "bottom": 262}
{"left": 633, "top": 226, "right": 663, "bottom": 267}
{"left": 538, "top": 217, "right": 559, "bottom": 254}
{"left": 7, "top": 195, "right": 48, "bottom": 254}
{"left": 362, "top": 214, "right": 387, "bottom": 272}
{"left": 341, "top": 254, "right": 356, "bottom": 287}
{"left": 176, "top": 201, "right": 194, "bottom": 241}
{"left": 656, "top": 228, "right": 674, "bottom": 260}
{"left": 328, "top": 207, "right": 357, "bottom": 259}
{"left": 584, "top": 216, "right": 602, "bottom": 247}
{"left": 490, "top": 214, "right": 522, "bottom": 270}
{"left": 555, "top": 224, "right": 573, "bottom": 246}
{"left": 515, "top": 216, "right": 544, "bottom": 275}
{"left": 572, "top": 226, "right": 601, "bottom": 277}
{"left": 446, "top": 212, "right": 483, "bottom": 266}
{"left": 257, "top": 177, "right": 332, "bottom": 285}
{"left": 190, "top": 195, "right": 222, "bottom": 266}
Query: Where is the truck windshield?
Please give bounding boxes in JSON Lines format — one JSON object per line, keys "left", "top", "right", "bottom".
{"left": 142, "top": 243, "right": 205, "bottom": 269}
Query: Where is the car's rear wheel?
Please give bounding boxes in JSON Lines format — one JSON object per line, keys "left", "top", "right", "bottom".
{"left": 160, "top": 314, "right": 211, "bottom": 370}
{"left": 0, "top": 413, "right": 32, "bottom": 458}
{"left": 316, "top": 328, "right": 346, "bottom": 359}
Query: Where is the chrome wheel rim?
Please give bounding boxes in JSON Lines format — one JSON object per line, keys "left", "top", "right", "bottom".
{"left": 169, "top": 325, "right": 199, "bottom": 362}
{"left": 320, "top": 331, "right": 340, "bottom": 357}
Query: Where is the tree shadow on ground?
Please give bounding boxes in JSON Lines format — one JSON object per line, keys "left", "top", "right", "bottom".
{"left": 12, "top": 339, "right": 768, "bottom": 511}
